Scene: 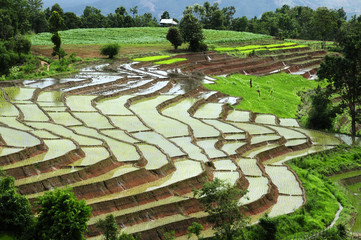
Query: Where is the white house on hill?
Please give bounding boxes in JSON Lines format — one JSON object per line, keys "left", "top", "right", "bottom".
{"left": 160, "top": 19, "right": 178, "bottom": 26}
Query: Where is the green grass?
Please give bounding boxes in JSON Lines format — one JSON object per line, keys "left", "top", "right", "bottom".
{"left": 133, "top": 55, "right": 170, "bottom": 61}
{"left": 203, "top": 73, "right": 321, "bottom": 118}
{"left": 154, "top": 58, "right": 187, "bottom": 64}
{"left": 291, "top": 145, "right": 361, "bottom": 231}
{"left": 273, "top": 165, "right": 341, "bottom": 238}
{"left": 291, "top": 146, "right": 361, "bottom": 176}
{"left": 29, "top": 28, "right": 270, "bottom": 46}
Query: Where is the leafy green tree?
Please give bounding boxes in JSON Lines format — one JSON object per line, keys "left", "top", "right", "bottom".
{"left": 307, "top": 87, "right": 336, "bottom": 130}
{"left": 179, "top": 14, "right": 204, "bottom": 52}
{"left": 12, "top": 34, "right": 31, "bottom": 59}
{"left": 312, "top": 7, "right": 338, "bottom": 48}
{"left": 81, "top": 6, "right": 106, "bottom": 28}
{"left": 0, "top": 173, "right": 34, "bottom": 236}
{"left": 96, "top": 214, "right": 119, "bottom": 240}
{"left": 100, "top": 43, "right": 120, "bottom": 59}
{"left": 193, "top": 178, "right": 249, "bottom": 240}
{"left": 130, "top": 6, "right": 138, "bottom": 18}
{"left": 163, "top": 231, "right": 175, "bottom": 240}
{"left": 166, "top": 27, "right": 183, "bottom": 50}
{"left": 187, "top": 222, "right": 203, "bottom": 239}
{"left": 231, "top": 16, "right": 248, "bottom": 32}
{"left": 34, "top": 188, "right": 92, "bottom": 240}
{"left": 64, "top": 12, "right": 82, "bottom": 29}
{"left": 161, "top": 11, "right": 170, "bottom": 19}
{"left": 49, "top": 11, "right": 66, "bottom": 60}
{"left": 317, "top": 23, "right": 361, "bottom": 136}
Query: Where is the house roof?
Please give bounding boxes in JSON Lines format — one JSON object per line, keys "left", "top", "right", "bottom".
{"left": 160, "top": 19, "right": 177, "bottom": 25}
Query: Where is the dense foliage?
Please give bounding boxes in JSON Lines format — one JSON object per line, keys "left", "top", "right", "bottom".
{"left": 34, "top": 188, "right": 92, "bottom": 240}
{"left": 317, "top": 21, "right": 361, "bottom": 136}
{"left": 179, "top": 14, "right": 205, "bottom": 52}
{"left": 0, "top": 174, "right": 34, "bottom": 237}
{"left": 193, "top": 178, "right": 249, "bottom": 240}
{"left": 166, "top": 27, "right": 183, "bottom": 50}
{"left": 100, "top": 43, "right": 120, "bottom": 59}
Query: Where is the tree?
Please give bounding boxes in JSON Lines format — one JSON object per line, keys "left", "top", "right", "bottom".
{"left": 34, "top": 188, "right": 92, "bottom": 240}
{"left": 49, "top": 11, "right": 66, "bottom": 60}
{"left": 312, "top": 7, "right": 338, "bottom": 48}
{"left": 81, "top": 6, "right": 106, "bottom": 28}
{"left": 0, "top": 173, "right": 34, "bottom": 236}
{"left": 64, "top": 12, "right": 82, "bottom": 29}
{"left": 179, "top": 14, "right": 204, "bottom": 52}
{"left": 167, "top": 27, "right": 183, "bottom": 50}
{"left": 187, "top": 222, "right": 203, "bottom": 239}
{"left": 161, "top": 11, "right": 170, "bottom": 20}
{"left": 100, "top": 43, "right": 120, "bottom": 59}
{"left": 130, "top": 6, "right": 138, "bottom": 18}
{"left": 307, "top": 87, "right": 336, "bottom": 130}
{"left": 317, "top": 23, "right": 361, "bottom": 136}
{"left": 96, "top": 214, "right": 119, "bottom": 240}
{"left": 193, "top": 178, "right": 249, "bottom": 240}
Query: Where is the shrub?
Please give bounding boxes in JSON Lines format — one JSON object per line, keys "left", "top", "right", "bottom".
{"left": 101, "top": 43, "right": 120, "bottom": 59}
{"left": 0, "top": 174, "right": 34, "bottom": 236}
{"left": 166, "top": 27, "right": 183, "bottom": 50}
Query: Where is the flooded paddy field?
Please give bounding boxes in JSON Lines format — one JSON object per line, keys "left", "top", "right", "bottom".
{"left": 0, "top": 60, "right": 342, "bottom": 239}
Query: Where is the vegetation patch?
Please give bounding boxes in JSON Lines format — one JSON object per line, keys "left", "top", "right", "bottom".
{"left": 154, "top": 58, "right": 187, "bottom": 64}
{"left": 30, "top": 28, "right": 270, "bottom": 46}
{"left": 204, "top": 73, "right": 321, "bottom": 118}
{"left": 133, "top": 55, "right": 170, "bottom": 62}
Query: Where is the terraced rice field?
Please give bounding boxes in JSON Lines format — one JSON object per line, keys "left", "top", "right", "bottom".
{"left": 0, "top": 50, "right": 341, "bottom": 239}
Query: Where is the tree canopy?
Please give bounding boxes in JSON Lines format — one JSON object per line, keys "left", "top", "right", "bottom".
{"left": 34, "top": 188, "right": 92, "bottom": 240}
{"left": 193, "top": 178, "right": 249, "bottom": 240}
{"left": 317, "top": 22, "right": 361, "bottom": 136}
{"left": 0, "top": 173, "right": 34, "bottom": 236}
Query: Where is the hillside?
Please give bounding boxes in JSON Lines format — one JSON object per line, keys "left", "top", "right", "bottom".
{"left": 42, "top": 0, "right": 361, "bottom": 19}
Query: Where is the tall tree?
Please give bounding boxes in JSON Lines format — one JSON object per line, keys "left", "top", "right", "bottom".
{"left": 49, "top": 11, "right": 66, "bottom": 60}
{"left": 81, "top": 6, "right": 106, "bottom": 28}
{"left": 179, "top": 13, "right": 204, "bottom": 52}
{"left": 312, "top": 7, "right": 338, "bottom": 48}
{"left": 96, "top": 214, "right": 119, "bottom": 240}
{"left": 193, "top": 178, "right": 249, "bottom": 240}
{"left": 161, "top": 11, "right": 170, "bottom": 19}
{"left": 317, "top": 23, "right": 361, "bottom": 136}
{"left": 34, "top": 188, "right": 92, "bottom": 240}
{"left": 167, "top": 27, "right": 183, "bottom": 50}
{"left": 64, "top": 12, "right": 82, "bottom": 29}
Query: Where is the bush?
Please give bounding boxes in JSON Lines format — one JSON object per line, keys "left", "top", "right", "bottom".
{"left": 166, "top": 27, "right": 183, "bottom": 50}
{"left": 306, "top": 87, "right": 336, "bottom": 130}
{"left": 101, "top": 43, "right": 120, "bottom": 59}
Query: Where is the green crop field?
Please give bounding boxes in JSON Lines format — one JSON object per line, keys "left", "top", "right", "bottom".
{"left": 29, "top": 27, "right": 270, "bottom": 46}
{"left": 204, "top": 73, "right": 322, "bottom": 118}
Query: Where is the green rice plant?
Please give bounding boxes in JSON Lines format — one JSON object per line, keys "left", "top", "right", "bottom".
{"left": 265, "top": 42, "right": 297, "bottom": 48}
{"left": 154, "top": 58, "right": 187, "bottom": 64}
{"left": 268, "top": 45, "right": 309, "bottom": 51}
{"left": 133, "top": 55, "right": 170, "bottom": 62}
{"left": 204, "top": 73, "right": 322, "bottom": 118}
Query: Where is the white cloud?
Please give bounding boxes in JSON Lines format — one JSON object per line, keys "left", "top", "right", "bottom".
{"left": 140, "top": 0, "right": 158, "bottom": 12}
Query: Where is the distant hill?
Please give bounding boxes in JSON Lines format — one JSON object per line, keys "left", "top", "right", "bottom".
{"left": 42, "top": 0, "right": 361, "bottom": 19}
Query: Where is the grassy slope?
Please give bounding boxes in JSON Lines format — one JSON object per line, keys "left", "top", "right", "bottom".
{"left": 30, "top": 27, "right": 270, "bottom": 46}
{"left": 261, "top": 146, "right": 359, "bottom": 238}
{"left": 204, "top": 73, "right": 321, "bottom": 118}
